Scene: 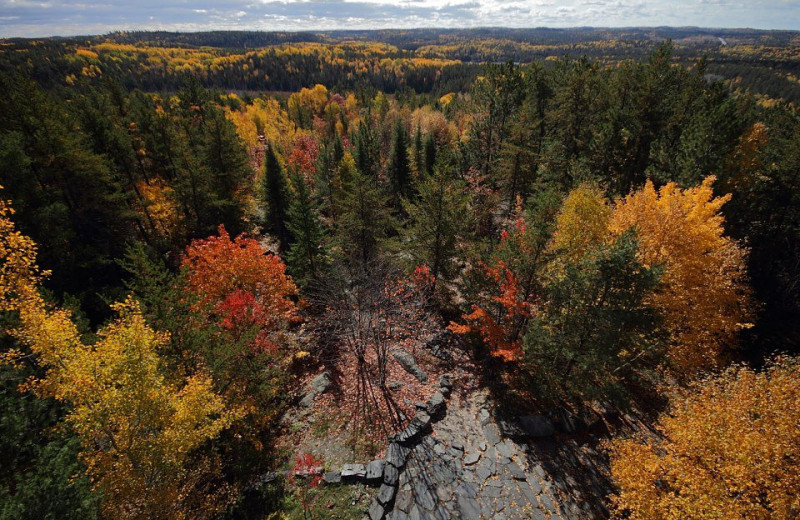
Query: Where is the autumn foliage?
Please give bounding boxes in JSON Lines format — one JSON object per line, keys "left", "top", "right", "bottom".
{"left": 608, "top": 357, "right": 800, "bottom": 520}
{"left": 1, "top": 196, "right": 240, "bottom": 519}
{"left": 610, "top": 176, "right": 752, "bottom": 371}
{"left": 182, "top": 225, "right": 300, "bottom": 348}
{"left": 450, "top": 212, "right": 540, "bottom": 362}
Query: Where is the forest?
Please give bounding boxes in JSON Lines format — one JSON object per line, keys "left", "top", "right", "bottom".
{"left": 1, "top": 28, "right": 800, "bottom": 520}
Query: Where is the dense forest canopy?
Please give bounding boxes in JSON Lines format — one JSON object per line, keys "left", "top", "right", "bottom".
{"left": 2, "top": 28, "right": 800, "bottom": 102}
{"left": 1, "top": 28, "right": 800, "bottom": 520}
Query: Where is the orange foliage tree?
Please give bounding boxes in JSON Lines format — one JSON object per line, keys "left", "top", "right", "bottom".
{"left": 449, "top": 195, "right": 557, "bottom": 361}
{"left": 608, "top": 357, "right": 800, "bottom": 520}
{"left": 182, "top": 225, "right": 300, "bottom": 354}
{"left": 609, "top": 176, "right": 752, "bottom": 372}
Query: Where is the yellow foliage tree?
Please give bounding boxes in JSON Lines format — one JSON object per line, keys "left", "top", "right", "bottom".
{"left": 608, "top": 357, "right": 800, "bottom": 520}
{"left": 609, "top": 176, "right": 751, "bottom": 371}
{"left": 548, "top": 182, "right": 612, "bottom": 261}
{"left": 0, "top": 194, "right": 240, "bottom": 519}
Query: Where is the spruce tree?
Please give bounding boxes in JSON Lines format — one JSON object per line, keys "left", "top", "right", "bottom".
{"left": 423, "top": 133, "right": 437, "bottom": 177}
{"left": 262, "top": 143, "right": 290, "bottom": 249}
{"left": 386, "top": 119, "right": 412, "bottom": 206}
{"left": 401, "top": 166, "right": 470, "bottom": 285}
{"left": 354, "top": 120, "right": 379, "bottom": 178}
{"left": 335, "top": 153, "right": 395, "bottom": 272}
{"left": 286, "top": 170, "right": 326, "bottom": 287}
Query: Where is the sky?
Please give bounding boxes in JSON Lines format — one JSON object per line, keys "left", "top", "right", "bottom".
{"left": 1, "top": 0, "right": 799, "bottom": 38}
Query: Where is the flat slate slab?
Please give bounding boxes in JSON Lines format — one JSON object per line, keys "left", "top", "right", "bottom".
{"left": 341, "top": 463, "right": 366, "bottom": 479}
{"left": 366, "top": 460, "right": 385, "bottom": 481}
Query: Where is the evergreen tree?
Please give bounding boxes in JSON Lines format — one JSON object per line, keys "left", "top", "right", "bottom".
{"left": 335, "top": 153, "right": 395, "bottom": 271}
{"left": 354, "top": 119, "right": 379, "bottom": 178}
{"left": 401, "top": 166, "right": 470, "bottom": 285}
{"left": 202, "top": 107, "right": 251, "bottom": 236}
{"left": 286, "top": 171, "right": 326, "bottom": 287}
{"left": 412, "top": 123, "right": 425, "bottom": 178}
{"left": 262, "top": 143, "right": 290, "bottom": 249}
{"left": 0, "top": 74, "right": 132, "bottom": 321}
{"left": 386, "top": 119, "right": 412, "bottom": 206}
{"left": 423, "top": 133, "right": 437, "bottom": 177}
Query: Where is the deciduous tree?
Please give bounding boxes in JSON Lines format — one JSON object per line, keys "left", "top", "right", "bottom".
{"left": 608, "top": 357, "right": 800, "bottom": 520}
{"left": 609, "top": 176, "right": 751, "bottom": 372}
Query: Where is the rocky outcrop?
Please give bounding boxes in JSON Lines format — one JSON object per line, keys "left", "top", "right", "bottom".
{"left": 299, "top": 371, "right": 332, "bottom": 407}
{"left": 391, "top": 350, "right": 428, "bottom": 383}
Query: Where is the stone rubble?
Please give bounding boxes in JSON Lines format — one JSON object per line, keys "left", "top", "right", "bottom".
{"left": 318, "top": 350, "right": 612, "bottom": 520}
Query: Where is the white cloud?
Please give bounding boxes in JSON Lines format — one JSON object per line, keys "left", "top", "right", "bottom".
{"left": 0, "top": 0, "right": 798, "bottom": 37}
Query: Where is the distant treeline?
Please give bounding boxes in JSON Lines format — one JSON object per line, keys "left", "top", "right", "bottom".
{"left": 2, "top": 28, "right": 800, "bottom": 102}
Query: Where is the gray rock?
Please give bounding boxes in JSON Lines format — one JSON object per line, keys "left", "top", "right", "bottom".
{"left": 377, "top": 483, "right": 396, "bottom": 505}
{"left": 456, "top": 481, "right": 479, "bottom": 499}
{"left": 549, "top": 407, "right": 586, "bottom": 434}
{"left": 310, "top": 371, "right": 332, "bottom": 393}
{"left": 497, "top": 418, "right": 526, "bottom": 438}
{"left": 392, "top": 350, "right": 428, "bottom": 383}
{"left": 451, "top": 441, "right": 464, "bottom": 451}
{"left": 299, "top": 392, "right": 317, "bottom": 408}
{"left": 484, "top": 485, "right": 501, "bottom": 498}
{"left": 463, "top": 451, "right": 481, "bottom": 465}
{"left": 394, "top": 410, "right": 431, "bottom": 445}
{"left": 507, "top": 461, "right": 526, "bottom": 481}
{"left": 323, "top": 471, "right": 341, "bottom": 484}
{"left": 387, "top": 442, "right": 410, "bottom": 468}
{"left": 519, "top": 415, "right": 556, "bottom": 438}
{"left": 366, "top": 459, "right": 385, "bottom": 481}
{"left": 478, "top": 408, "right": 492, "bottom": 426}
{"left": 482, "top": 422, "right": 502, "bottom": 446}
{"left": 426, "top": 392, "right": 446, "bottom": 416}
{"left": 457, "top": 493, "right": 481, "bottom": 519}
{"left": 341, "top": 463, "right": 366, "bottom": 479}
{"left": 497, "top": 439, "right": 515, "bottom": 458}
{"left": 300, "top": 372, "right": 332, "bottom": 407}
{"left": 395, "top": 490, "right": 413, "bottom": 512}
{"left": 368, "top": 499, "right": 384, "bottom": 520}
{"left": 521, "top": 481, "right": 539, "bottom": 502}
{"left": 387, "top": 380, "right": 404, "bottom": 391}
{"left": 413, "top": 480, "right": 436, "bottom": 511}
{"left": 383, "top": 464, "right": 399, "bottom": 486}
{"left": 439, "top": 373, "right": 455, "bottom": 390}
{"left": 476, "top": 463, "right": 494, "bottom": 482}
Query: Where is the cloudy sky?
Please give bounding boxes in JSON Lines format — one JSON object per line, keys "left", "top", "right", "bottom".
{"left": 1, "top": 0, "right": 798, "bottom": 38}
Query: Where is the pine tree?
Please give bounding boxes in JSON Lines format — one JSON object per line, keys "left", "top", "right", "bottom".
{"left": 386, "top": 119, "right": 412, "bottom": 206}
{"left": 423, "top": 133, "right": 437, "bottom": 177}
{"left": 202, "top": 107, "right": 251, "bottom": 236}
{"left": 412, "top": 123, "right": 424, "bottom": 178}
{"left": 286, "top": 171, "right": 326, "bottom": 287}
{"left": 335, "top": 153, "right": 395, "bottom": 272}
{"left": 262, "top": 143, "right": 290, "bottom": 249}
{"left": 354, "top": 120, "right": 379, "bottom": 178}
{"left": 401, "top": 166, "right": 470, "bottom": 285}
